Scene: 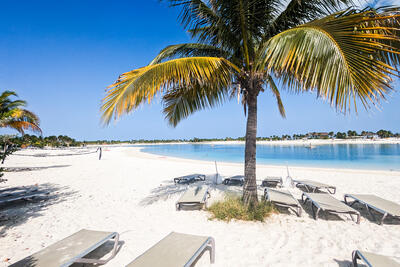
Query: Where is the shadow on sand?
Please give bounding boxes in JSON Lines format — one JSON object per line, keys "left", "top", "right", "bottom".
{"left": 0, "top": 183, "right": 77, "bottom": 237}
{"left": 139, "top": 174, "right": 217, "bottom": 206}
{"left": 333, "top": 259, "right": 353, "bottom": 267}
{"left": 4, "top": 165, "right": 71, "bottom": 172}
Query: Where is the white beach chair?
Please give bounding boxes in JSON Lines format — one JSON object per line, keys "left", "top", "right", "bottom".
{"left": 126, "top": 232, "right": 215, "bottom": 267}
{"left": 352, "top": 250, "right": 400, "bottom": 267}
{"left": 9, "top": 229, "right": 119, "bottom": 267}
{"left": 294, "top": 179, "right": 336, "bottom": 194}
{"left": 265, "top": 188, "right": 302, "bottom": 216}
{"left": 176, "top": 186, "right": 210, "bottom": 210}
{"left": 344, "top": 194, "right": 400, "bottom": 225}
{"left": 302, "top": 193, "right": 360, "bottom": 223}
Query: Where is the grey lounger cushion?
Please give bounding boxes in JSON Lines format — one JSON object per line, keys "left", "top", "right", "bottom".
{"left": 302, "top": 193, "right": 360, "bottom": 223}
{"left": 222, "top": 175, "right": 244, "bottom": 186}
{"left": 295, "top": 179, "right": 336, "bottom": 194}
{"left": 176, "top": 186, "right": 210, "bottom": 210}
{"left": 344, "top": 194, "right": 400, "bottom": 224}
{"left": 352, "top": 250, "right": 400, "bottom": 267}
{"left": 174, "top": 174, "right": 206, "bottom": 184}
{"left": 126, "top": 232, "right": 215, "bottom": 267}
{"left": 261, "top": 177, "right": 282, "bottom": 187}
{"left": 10, "top": 229, "right": 119, "bottom": 267}
{"left": 265, "top": 188, "right": 302, "bottom": 216}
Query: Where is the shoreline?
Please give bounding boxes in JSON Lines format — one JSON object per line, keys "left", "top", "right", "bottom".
{"left": 132, "top": 147, "right": 400, "bottom": 176}
{"left": 124, "top": 138, "right": 400, "bottom": 146}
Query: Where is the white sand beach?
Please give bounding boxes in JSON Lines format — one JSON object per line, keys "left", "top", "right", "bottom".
{"left": 1, "top": 146, "right": 400, "bottom": 266}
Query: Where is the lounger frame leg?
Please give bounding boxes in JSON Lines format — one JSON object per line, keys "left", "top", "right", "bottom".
{"left": 207, "top": 237, "right": 216, "bottom": 264}
{"left": 327, "top": 187, "right": 336, "bottom": 194}
{"left": 186, "top": 237, "right": 215, "bottom": 267}
{"left": 296, "top": 206, "right": 302, "bottom": 217}
{"left": 352, "top": 250, "right": 360, "bottom": 267}
{"left": 380, "top": 213, "right": 388, "bottom": 225}
{"left": 74, "top": 233, "right": 120, "bottom": 265}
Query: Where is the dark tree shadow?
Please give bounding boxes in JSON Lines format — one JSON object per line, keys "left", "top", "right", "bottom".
{"left": 139, "top": 174, "right": 216, "bottom": 206}
{"left": 0, "top": 183, "right": 78, "bottom": 237}
{"left": 333, "top": 259, "right": 354, "bottom": 267}
{"left": 4, "top": 165, "right": 71, "bottom": 172}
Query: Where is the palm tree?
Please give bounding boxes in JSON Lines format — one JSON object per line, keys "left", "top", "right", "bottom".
{"left": 101, "top": 1, "right": 400, "bottom": 205}
{"left": 0, "top": 90, "right": 41, "bottom": 134}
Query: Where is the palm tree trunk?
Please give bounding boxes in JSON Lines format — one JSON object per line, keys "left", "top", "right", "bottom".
{"left": 243, "top": 91, "right": 258, "bottom": 206}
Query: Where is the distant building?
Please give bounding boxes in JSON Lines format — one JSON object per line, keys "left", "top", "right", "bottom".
{"left": 307, "top": 132, "right": 330, "bottom": 139}
{"left": 361, "top": 132, "right": 379, "bottom": 139}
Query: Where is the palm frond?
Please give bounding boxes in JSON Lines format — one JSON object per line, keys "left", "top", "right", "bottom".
{"left": 258, "top": 8, "right": 400, "bottom": 112}
{"left": 101, "top": 57, "right": 239, "bottom": 124}
{"left": 266, "top": 75, "right": 286, "bottom": 118}
{"left": 265, "top": 0, "right": 355, "bottom": 38}
{"left": 162, "top": 81, "right": 229, "bottom": 126}
{"left": 3, "top": 121, "right": 41, "bottom": 135}
{"left": 149, "top": 43, "right": 227, "bottom": 65}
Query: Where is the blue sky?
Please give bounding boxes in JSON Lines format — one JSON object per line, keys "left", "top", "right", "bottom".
{"left": 1, "top": 0, "right": 399, "bottom": 140}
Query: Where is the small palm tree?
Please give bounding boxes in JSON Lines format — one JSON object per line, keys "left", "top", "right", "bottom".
{"left": 101, "top": 1, "right": 400, "bottom": 205}
{"left": 0, "top": 90, "right": 41, "bottom": 134}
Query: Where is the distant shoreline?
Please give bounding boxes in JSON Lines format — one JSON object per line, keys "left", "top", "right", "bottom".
{"left": 118, "top": 138, "right": 400, "bottom": 146}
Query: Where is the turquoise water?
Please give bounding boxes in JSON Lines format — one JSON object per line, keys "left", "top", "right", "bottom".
{"left": 139, "top": 143, "right": 400, "bottom": 171}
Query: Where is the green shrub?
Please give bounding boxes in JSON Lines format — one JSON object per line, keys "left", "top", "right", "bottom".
{"left": 208, "top": 196, "right": 276, "bottom": 222}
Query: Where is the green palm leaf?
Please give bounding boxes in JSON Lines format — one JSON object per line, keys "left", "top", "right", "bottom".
{"left": 258, "top": 8, "right": 400, "bottom": 111}
{"left": 101, "top": 57, "right": 239, "bottom": 124}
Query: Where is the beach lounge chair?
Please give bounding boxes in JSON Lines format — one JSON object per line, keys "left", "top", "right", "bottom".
{"left": 344, "top": 194, "right": 400, "bottom": 225}
{"left": 294, "top": 179, "right": 336, "bottom": 194}
{"left": 301, "top": 193, "right": 360, "bottom": 223}
{"left": 10, "top": 229, "right": 119, "bottom": 267}
{"left": 176, "top": 186, "right": 210, "bottom": 210}
{"left": 126, "top": 232, "right": 215, "bottom": 267}
{"left": 174, "top": 174, "right": 206, "bottom": 184}
{"left": 222, "top": 175, "right": 244, "bottom": 186}
{"left": 264, "top": 188, "right": 302, "bottom": 216}
{"left": 261, "top": 176, "right": 283, "bottom": 188}
{"left": 352, "top": 250, "right": 400, "bottom": 267}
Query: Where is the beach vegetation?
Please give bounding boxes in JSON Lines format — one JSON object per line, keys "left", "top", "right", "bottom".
{"left": 0, "top": 90, "right": 41, "bottom": 134}
{"left": 208, "top": 196, "right": 276, "bottom": 222}
{"left": 100, "top": 1, "right": 400, "bottom": 206}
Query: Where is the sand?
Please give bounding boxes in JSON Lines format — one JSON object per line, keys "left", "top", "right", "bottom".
{"left": 1, "top": 146, "right": 400, "bottom": 266}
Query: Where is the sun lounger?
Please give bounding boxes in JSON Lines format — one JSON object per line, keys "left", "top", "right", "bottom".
{"left": 264, "top": 188, "right": 302, "bottom": 216}
{"left": 10, "top": 229, "right": 119, "bottom": 267}
{"left": 344, "top": 194, "right": 400, "bottom": 225}
{"left": 176, "top": 186, "right": 210, "bottom": 210}
{"left": 174, "top": 174, "right": 206, "bottom": 184}
{"left": 301, "top": 193, "right": 360, "bottom": 223}
{"left": 261, "top": 177, "right": 283, "bottom": 187}
{"left": 352, "top": 250, "right": 400, "bottom": 267}
{"left": 0, "top": 191, "right": 49, "bottom": 205}
{"left": 222, "top": 175, "right": 244, "bottom": 186}
{"left": 294, "top": 179, "right": 336, "bottom": 194}
{"left": 126, "top": 232, "right": 215, "bottom": 267}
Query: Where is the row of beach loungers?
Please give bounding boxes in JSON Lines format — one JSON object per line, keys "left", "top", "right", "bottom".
{"left": 9, "top": 229, "right": 399, "bottom": 266}
{"left": 265, "top": 180, "right": 400, "bottom": 225}
{"left": 3, "top": 175, "right": 400, "bottom": 266}
{"left": 9, "top": 229, "right": 215, "bottom": 267}
{"left": 173, "top": 174, "right": 400, "bottom": 225}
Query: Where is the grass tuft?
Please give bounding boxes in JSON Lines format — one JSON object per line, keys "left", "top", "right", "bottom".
{"left": 207, "top": 196, "right": 276, "bottom": 222}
